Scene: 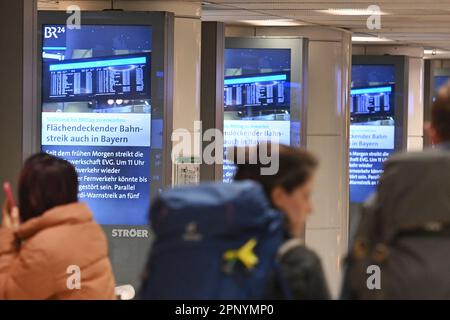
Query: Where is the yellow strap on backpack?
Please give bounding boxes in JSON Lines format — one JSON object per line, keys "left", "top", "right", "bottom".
{"left": 223, "top": 238, "right": 259, "bottom": 270}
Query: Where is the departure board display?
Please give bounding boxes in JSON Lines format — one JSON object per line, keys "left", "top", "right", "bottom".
{"left": 349, "top": 85, "right": 395, "bottom": 203}
{"left": 350, "top": 86, "right": 393, "bottom": 120}
{"left": 223, "top": 47, "right": 293, "bottom": 183}
{"left": 224, "top": 72, "right": 290, "bottom": 111}
{"left": 43, "top": 53, "right": 150, "bottom": 102}
{"left": 41, "top": 24, "right": 153, "bottom": 225}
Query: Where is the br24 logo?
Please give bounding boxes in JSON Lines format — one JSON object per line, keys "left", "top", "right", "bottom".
{"left": 44, "top": 26, "right": 66, "bottom": 39}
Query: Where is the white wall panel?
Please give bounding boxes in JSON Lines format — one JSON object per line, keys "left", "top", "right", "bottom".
{"left": 407, "top": 57, "right": 425, "bottom": 143}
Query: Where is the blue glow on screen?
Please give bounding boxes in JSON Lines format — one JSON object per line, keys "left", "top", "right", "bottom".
{"left": 224, "top": 74, "right": 287, "bottom": 85}
{"left": 43, "top": 46, "right": 67, "bottom": 50}
{"left": 351, "top": 86, "right": 392, "bottom": 95}
{"left": 41, "top": 25, "right": 154, "bottom": 225}
{"left": 49, "top": 56, "right": 147, "bottom": 71}
{"left": 350, "top": 65, "right": 396, "bottom": 204}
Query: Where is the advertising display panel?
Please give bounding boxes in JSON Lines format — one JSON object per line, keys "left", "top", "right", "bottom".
{"left": 433, "top": 69, "right": 450, "bottom": 102}
{"left": 38, "top": 11, "right": 173, "bottom": 288}
{"left": 41, "top": 24, "right": 152, "bottom": 225}
{"left": 350, "top": 56, "right": 407, "bottom": 204}
{"left": 223, "top": 38, "right": 306, "bottom": 183}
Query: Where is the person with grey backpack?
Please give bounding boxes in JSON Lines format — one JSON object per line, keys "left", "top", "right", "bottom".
{"left": 342, "top": 82, "right": 450, "bottom": 299}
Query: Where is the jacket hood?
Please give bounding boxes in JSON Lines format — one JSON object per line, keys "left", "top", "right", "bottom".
{"left": 15, "top": 202, "right": 93, "bottom": 240}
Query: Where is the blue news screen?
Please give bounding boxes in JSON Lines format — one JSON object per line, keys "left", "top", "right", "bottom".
{"left": 223, "top": 48, "right": 292, "bottom": 183}
{"left": 435, "top": 75, "right": 450, "bottom": 94}
{"left": 350, "top": 64, "right": 396, "bottom": 203}
{"left": 435, "top": 76, "right": 450, "bottom": 90}
{"left": 41, "top": 25, "right": 152, "bottom": 225}
{"left": 433, "top": 75, "right": 450, "bottom": 102}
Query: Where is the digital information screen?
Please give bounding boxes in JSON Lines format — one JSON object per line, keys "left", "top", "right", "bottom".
{"left": 41, "top": 24, "right": 152, "bottom": 225}
{"left": 223, "top": 47, "right": 293, "bottom": 183}
{"left": 224, "top": 73, "right": 290, "bottom": 111}
{"left": 434, "top": 75, "right": 450, "bottom": 102}
{"left": 43, "top": 54, "right": 150, "bottom": 102}
{"left": 349, "top": 85, "right": 395, "bottom": 203}
{"left": 351, "top": 86, "right": 392, "bottom": 117}
{"left": 223, "top": 120, "right": 290, "bottom": 182}
{"left": 435, "top": 75, "right": 450, "bottom": 91}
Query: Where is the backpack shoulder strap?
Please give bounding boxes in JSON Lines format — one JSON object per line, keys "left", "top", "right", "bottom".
{"left": 273, "top": 238, "right": 304, "bottom": 300}
{"left": 277, "top": 238, "right": 304, "bottom": 259}
{"left": 272, "top": 260, "right": 293, "bottom": 300}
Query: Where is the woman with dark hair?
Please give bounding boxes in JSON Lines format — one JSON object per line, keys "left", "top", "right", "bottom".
{"left": 0, "top": 153, "right": 116, "bottom": 299}
{"left": 233, "top": 144, "right": 330, "bottom": 300}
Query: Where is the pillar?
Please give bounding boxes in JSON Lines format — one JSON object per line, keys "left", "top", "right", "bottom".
{"left": 227, "top": 25, "right": 352, "bottom": 298}
{"left": 0, "top": 0, "right": 37, "bottom": 204}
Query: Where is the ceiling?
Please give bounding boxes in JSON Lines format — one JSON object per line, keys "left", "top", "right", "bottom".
{"left": 201, "top": 0, "right": 450, "bottom": 52}
{"left": 37, "top": 0, "right": 450, "bottom": 53}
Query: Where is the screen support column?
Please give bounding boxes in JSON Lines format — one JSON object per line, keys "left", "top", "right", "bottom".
{"left": 0, "top": 0, "right": 37, "bottom": 204}
{"left": 200, "top": 22, "right": 225, "bottom": 181}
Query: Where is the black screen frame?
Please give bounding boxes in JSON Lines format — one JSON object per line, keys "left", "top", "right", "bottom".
{"left": 37, "top": 10, "right": 174, "bottom": 290}
{"left": 349, "top": 55, "right": 409, "bottom": 243}
{"left": 351, "top": 55, "right": 408, "bottom": 152}
{"left": 224, "top": 37, "right": 308, "bottom": 151}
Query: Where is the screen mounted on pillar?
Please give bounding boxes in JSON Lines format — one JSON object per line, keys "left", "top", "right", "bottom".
{"left": 41, "top": 25, "right": 152, "bottom": 225}
{"left": 350, "top": 64, "right": 397, "bottom": 203}
{"left": 223, "top": 47, "right": 295, "bottom": 183}
{"left": 433, "top": 72, "right": 450, "bottom": 102}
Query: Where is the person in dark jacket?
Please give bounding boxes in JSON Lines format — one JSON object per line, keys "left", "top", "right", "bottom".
{"left": 232, "top": 144, "right": 330, "bottom": 300}
{"left": 341, "top": 82, "right": 450, "bottom": 300}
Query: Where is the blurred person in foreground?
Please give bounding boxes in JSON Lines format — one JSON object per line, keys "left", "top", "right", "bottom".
{"left": 141, "top": 144, "right": 329, "bottom": 300}
{"left": 342, "top": 83, "right": 450, "bottom": 299}
{"left": 233, "top": 145, "right": 330, "bottom": 300}
{"left": 0, "top": 153, "right": 116, "bottom": 299}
